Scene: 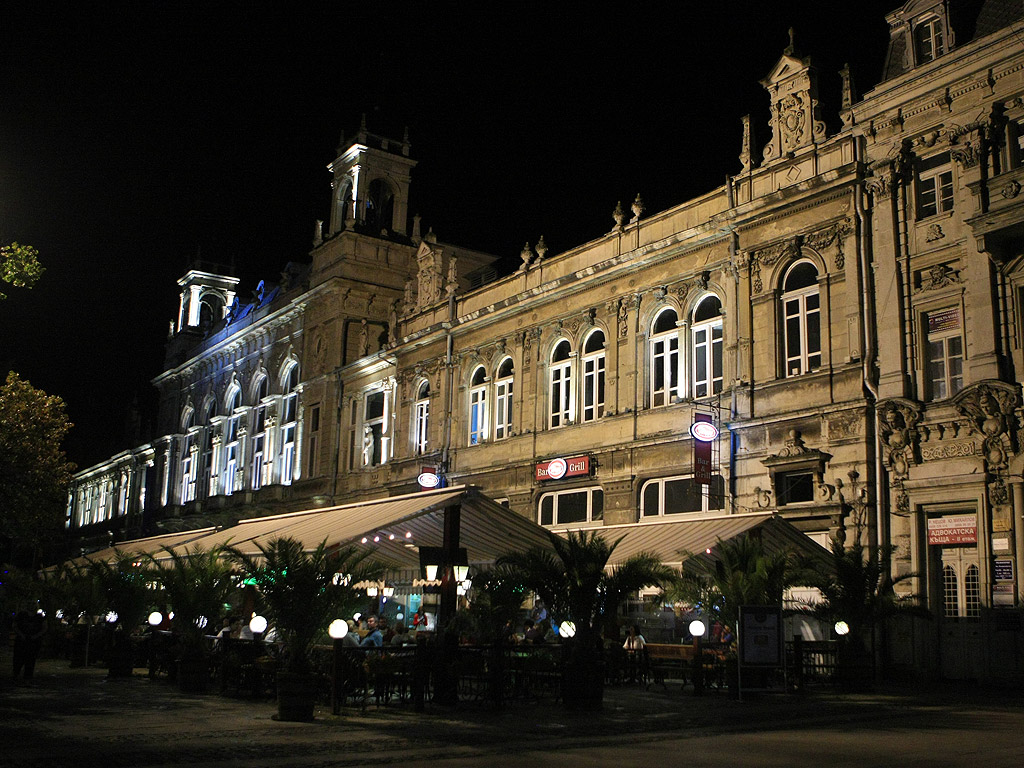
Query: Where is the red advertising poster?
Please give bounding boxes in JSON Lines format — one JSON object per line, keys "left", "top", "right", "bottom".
{"left": 927, "top": 514, "right": 977, "bottom": 545}
{"left": 535, "top": 455, "right": 590, "bottom": 481}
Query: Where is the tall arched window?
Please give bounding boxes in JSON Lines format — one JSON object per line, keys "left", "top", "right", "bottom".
{"left": 201, "top": 399, "right": 215, "bottom": 498}
{"left": 280, "top": 364, "right": 299, "bottom": 484}
{"left": 414, "top": 380, "right": 430, "bottom": 455}
{"left": 251, "top": 377, "right": 269, "bottom": 490}
{"left": 549, "top": 340, "right": 573, "bottom": 428}
{"left": 782, "top": 261, "right": 821, "bottom": 377}
{"left": 692, "top": 296, "right": 723, "bottom": 398}
{"left": 582, "top": 330, "right": 605, "bottom": 422}
{"left": 180, "top": 408, "right": 197, "bottom": 504}
{"left": 469, "top": 366, "right": 488, "bottom": 445}
{"left": 650, "top": 308, "right": 679, "bottom": 407}
{"left": 223, "top": 387, "right": 242, "bottom": 495}
{"left": 494, "top": 358, "right": 514, "bottom": 440}
{"left": 365, "top": 178, "right": 395, "bottom": 233}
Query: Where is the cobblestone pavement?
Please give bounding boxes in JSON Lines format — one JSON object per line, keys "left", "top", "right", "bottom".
{"left": 3, "top": 654, "right": 1023, "bottom": 768}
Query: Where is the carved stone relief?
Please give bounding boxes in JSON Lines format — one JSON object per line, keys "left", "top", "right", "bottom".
{"left": 955, "top": 383, "right": 1019, "bottom": 472}
{"left": 877, "top": 399, "right": 921, "bottom": 480}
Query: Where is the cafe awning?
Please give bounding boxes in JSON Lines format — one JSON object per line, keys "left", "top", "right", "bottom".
{"left": 57, "top": 527, "right": 218, "bottom": 570}
{"left": 156, "top": 485, "right": 555, "bottom": 569}
{"left": 558, "top": 512, "right": 829, "bottom": 571}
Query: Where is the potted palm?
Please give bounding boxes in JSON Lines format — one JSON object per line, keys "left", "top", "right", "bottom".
{"left": 499, "top": 530, "right": 675, "bottom": 711}
{"left": 149, "top": 544, "right": 235, "bottom": 693}
{"left": 229, "top": 536, "right": 386, "bottom": 721}
{"left": 88, "top": 551, "right": 154, "bottom": 677}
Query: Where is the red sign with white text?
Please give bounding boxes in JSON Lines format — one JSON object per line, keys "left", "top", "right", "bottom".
{"left": 535, "top": 455, "right": 590, "bottom": 481}
{"left": 927, "top": 515, "right": 977, "bottom": 545}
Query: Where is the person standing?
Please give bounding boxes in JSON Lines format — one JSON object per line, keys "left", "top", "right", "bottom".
{"left": 13, "top": 610, "right": 46, "bottom": 680}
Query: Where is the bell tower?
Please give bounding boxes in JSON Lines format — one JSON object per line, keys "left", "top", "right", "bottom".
{"left": 327, "top": 115, "right": 417, "bottom": 238}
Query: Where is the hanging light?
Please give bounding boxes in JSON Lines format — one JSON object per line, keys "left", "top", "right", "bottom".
{"left": 454, "top": 564, "right": 469, "bottom": 581}
{"left": 366, "top": 585, "right": 379, "bottom": 597}
{"left": 381, "top": 584, "right": 395, "bottom": 598}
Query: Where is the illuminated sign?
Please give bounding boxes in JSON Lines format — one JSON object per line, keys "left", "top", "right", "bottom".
{"left": 418, "top": 467, "right": 440, "bottom": 489}
{"left": 535, "top": 455, "right": 590, "bottom": 481}
{"left": 693, "top": 412, "right": 716, "bottom": 486}
{"left": 690, "top": 421, "right": 719, "bottom": 442}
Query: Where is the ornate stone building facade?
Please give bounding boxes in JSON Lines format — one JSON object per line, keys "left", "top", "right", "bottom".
{"left": 68, "top": 1, "right": 1024, "bottom": 682}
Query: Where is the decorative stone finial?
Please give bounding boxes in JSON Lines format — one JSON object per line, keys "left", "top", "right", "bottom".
{"left": 520, "top": 242, "right": 534, "bottom": 269}
{"left": 412, "top": 214, "right": 422, "bottom": 243}
{"left": 313, "top": 219, "right": 323, "bottom": 246}
{"left": 785, "top": 27, "right": 796, "bottom": 56}
{"left": 739, "top": 114, "right": 753, "bottom": 172}
{"left": 424, "top": 227, "right": 437, "bottom": 244}
{"left": 535, "top": 235, "right": 548, "bottom": 262}
{"left": 630, "top": 194, "right": 645, "bottom": 224}
{"left": 612, "top": 201, "right": 626, "bottom": 231}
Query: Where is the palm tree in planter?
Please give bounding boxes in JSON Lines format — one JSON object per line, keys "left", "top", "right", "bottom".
{"left": 498, "top": 530, "right": 675, "bottom": 711}
{"left": 228, "top": 536, "right": 387, "bottom": 721}
{"left": 88, "top": 552, "right": 155, "bottom": 677}
{"left": 670, "top": 533, "right": 803, "bottom": 693}
{"left": 148, "top": 544, "right": 235, "bottom": 693}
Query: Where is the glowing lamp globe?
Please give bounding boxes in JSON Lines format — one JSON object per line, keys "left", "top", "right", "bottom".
{"left": 328, "top": 619, "right": 348, "bottom": 639}
{"left": 105, "top": 611, "right": 119, "bottom": 624}
{"left": 558, "top": 621, "right": 577, "bottom": 638}
{"left": 689, "top": 619, "right": 707, "bottom": 638}
{"left": 834, "top": 620, "right": 850, "bottom": 636}
{"left": 148, "top": 611, "right": 163, "bottom": 627}
{"left": 249, "top": 615, "right": 268, "bottom": 634}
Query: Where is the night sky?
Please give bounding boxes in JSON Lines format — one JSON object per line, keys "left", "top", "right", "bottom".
{"left": 2, "top": 2, "right": 898, "bottom": 469}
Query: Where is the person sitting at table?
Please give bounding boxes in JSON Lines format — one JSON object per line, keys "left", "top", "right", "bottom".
{"left": 360, "top": 615, "right": 383, "bottom": 647}
{"left": 390, "top": 622, "right": 411, "bottom": 646}
{"left": 524, "top": 618, "right": 546, "bottom": 644}
{"left": 623, "top": 624, "right": 646, "bottom": 651}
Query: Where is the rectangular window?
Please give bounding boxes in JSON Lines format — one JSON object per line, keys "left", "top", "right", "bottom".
{"left": 538, "top": 487, "right": 604, "bottom": 527}
{"left": 776, "top": 471, "right": 814, "bottom": 505}
{"left": 308, "top": 405, "right": 320, "bottom": 477}
{"left": 651, "top": 335, "right": 679, "bottom": 407}
{"left": 917, "top": 154, "right": 953, "bottom": 219}
{"left": 494, "top": 378, "right": 513, "bottom": 439}
{"left": 582, "top": 352, "right": 605, "bottom": 422}
{"left": 469, "top": 386, "right": 487, "bottom": 444}
{"left": 549, "top": 361, "right": 572, "bottom": 428}
{"left": 914, "top": 15, "right": 945, "bottom": 63}
{"left": 784, "top": 292, "right": 820, "bottom": 376}
{"left": 363, "top": 390, "right": 387, "bottom": 466}
{"left": 640, "top": 475, "right": 725, "bottom": 517}
{"left": 414, "top": 399, "right": 429, "bottom": 455}
{"left": 926, "top": 308, "right": 963, "bottom": 400}
{"left": 693, "top": 323, "right": 723, "bottom": 398}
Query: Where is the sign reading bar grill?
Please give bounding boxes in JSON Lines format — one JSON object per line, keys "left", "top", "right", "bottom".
{"left": 535, "top": 455, "right": 590, "bottom": 481}
{"left": 927, "top": 514, "right": 978, "bottom": 545}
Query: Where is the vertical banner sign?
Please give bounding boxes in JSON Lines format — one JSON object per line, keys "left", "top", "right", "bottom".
{"left": 692, "top": 412, "right": 714, "bottom": 486}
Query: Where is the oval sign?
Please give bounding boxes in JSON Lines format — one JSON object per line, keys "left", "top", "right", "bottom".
{"left": 418, "top": 472, "right": 440, "bottom": 488}
{"left": 690, "top": 421, "right": 719, "bottom": 442}
{"left": 546, "top": 457, "right": 568, "bottom": 480}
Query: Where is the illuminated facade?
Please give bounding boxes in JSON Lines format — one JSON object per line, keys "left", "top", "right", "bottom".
{"left": 69, "top": 1, "right": 1024, "bottom": 682}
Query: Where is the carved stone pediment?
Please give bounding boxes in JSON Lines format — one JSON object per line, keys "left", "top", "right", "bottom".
{"left": 759, "top": 38, "right": 826, "bottom": 164}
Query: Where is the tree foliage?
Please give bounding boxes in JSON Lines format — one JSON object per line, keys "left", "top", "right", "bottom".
{"left": 1, "top": 242, "right": 43, "bottom": 299}
{"left": 498, "top": 530, "right": 676, "bottom": 636}
{"left": 0, "top": 371, "right": 75, "bottom": 566}
{"left": 669, "top": 534, "right": 804, "bottom": 634}
{"left": 148, "top": 544, "right": 236, "bottom": 660}
{"left": 228, "top": 536, "right": 387, "bottom": 674}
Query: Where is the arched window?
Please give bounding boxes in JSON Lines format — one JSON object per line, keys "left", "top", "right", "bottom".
{"left": 365, "top": 178, "right": 395, "bottom": 233}
{"left": 280, "top": 364, "right": 299, "bottom": 484}
{"left": 251, "top": 377, "right": 269, "bottom": 491}
{"left": 180, "top": 408, "right": 197, "bottom": 504}
{"left": 201, "top": 399, "right": 215, "bottom": 498}
{"left": 782, "top": 261, "right": 821, "bottom": 377}
{"left": 549, "top": 340, "right": 573, "bottom": 428}
{"left": 468, "top": 366, "right": 488, "bottom": 445}
{"left": 494, "top": 358, "right": 514, "bottom": 440}
{"left": 414, "top": 380, "right": 430, "bottom": 455}
{"left": 650, "top": 308, "right": 679, "bottom": 407}
{"left": 582, "top": 330, "right": 605, "bottom": 422}
{"left": 223, "top": 387, "right": 242, "bottom": 495}
{"left": 692, "top": 296, "right": 723, "bottom": 398}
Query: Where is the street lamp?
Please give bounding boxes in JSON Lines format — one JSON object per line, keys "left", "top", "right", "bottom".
{"left": 689, "top": 618, "right": 707, "bottom": 696}
{"left": 249, "top": 615, "right": 268, "bottom": 635}
{"left": 834, "top": 620, "right": 850, "bottom": 636}
{"left": 328, "top": 619, "right": 348, "bottom": 639}
{"left": 148, "top": 611, "right": 163, "bottom": 627}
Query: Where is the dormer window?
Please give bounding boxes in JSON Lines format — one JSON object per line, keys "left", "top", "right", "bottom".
{"left": 914, "top": 14, "right": 945, "bottom": 63}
